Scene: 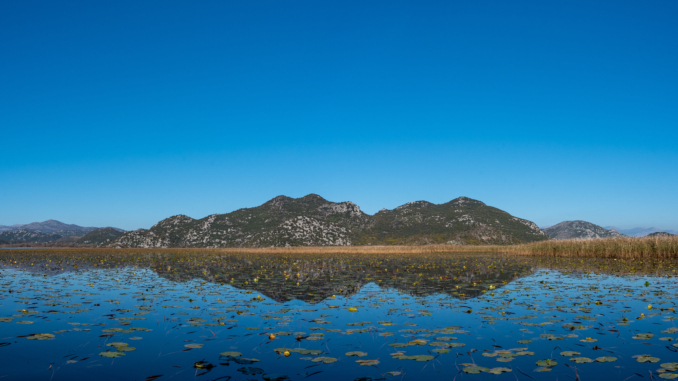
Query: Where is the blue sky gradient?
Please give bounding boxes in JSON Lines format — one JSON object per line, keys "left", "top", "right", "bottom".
{"left": 1, "top": 0, "right": 677, "bottom": 231}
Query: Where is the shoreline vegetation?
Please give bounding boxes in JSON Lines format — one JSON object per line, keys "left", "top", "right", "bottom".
{"left": 1, "top": 236, "right": 677, "bottom": 259}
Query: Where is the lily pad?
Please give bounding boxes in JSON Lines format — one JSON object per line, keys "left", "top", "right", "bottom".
{"left": 311, "top": 356, "right": 337, "bottom": 364}
{"left": 596, "top": 356, "right": 617, "bottom": 362}
{"left": 536, "top": 359, "right": 557, "bottom": 367}
{"left": 488, "top": 367, "right": 512, "bottom": 374}
{"left": 463, "top": 365, "right": 490, "bottom": 374}
{"left": 99, "top": 351, "right": 125, "bottom": 358}
{"left": 636, "top": 355, "right": 660, "bottom": 363}
{"left": 27, "top": 333, "right": 54, "bottom": 340}
{"left": 570, "top": 357, "right": 593, "bottom": 363}
{"left": 346, "top": 351, "right": 368, "bottom": 357}
{"left": 220, "top": 351, "right": 242, "bottom": 357}
{"left": 106, "top": 342, "right": 128, "bottom": 347}
{"left": 356, "top": 359, "right": 380, "bottom": 365}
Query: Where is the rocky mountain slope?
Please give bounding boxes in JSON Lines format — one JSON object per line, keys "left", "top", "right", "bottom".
{"left": 111, "top": 194, "right": 548, "bottom": 248}
{"left": 544, "top": 220, "right": 626, "bottom": 240}
{"left": 76, "top": 228, "right": 125, "bottom": 246}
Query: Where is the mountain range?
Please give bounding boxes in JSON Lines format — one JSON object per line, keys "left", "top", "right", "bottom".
{"left": 0, "top": 219, "right": 98, "bottom": 234}
{"left": 109, "top": 194, "right": 548, "bottom": 248}
{"left": 543, "top": 221, "right": 625, "bottom": 240}
{"left": 3, "top": 199, "right": 673, "bottom": 247}
{"left": 647, "top": 232, "right": 677, "bottom": 237}
{"left": 603, "top": 226, "right": 678, "bottom": 237}
{"left": 0, "top": 220, "right": 124, "bottom": 244}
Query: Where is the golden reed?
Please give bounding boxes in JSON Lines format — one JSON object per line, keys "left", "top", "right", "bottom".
{"left": 3, "top": 236, "right": 676, "bottom": 259}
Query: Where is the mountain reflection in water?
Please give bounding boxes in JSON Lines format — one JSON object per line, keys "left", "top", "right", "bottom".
{"left": 1, "top": 251, "right": 535, "bottom": 302}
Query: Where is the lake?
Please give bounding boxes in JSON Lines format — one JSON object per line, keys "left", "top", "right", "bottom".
{"left": 1, "top": 250, "right": 677, "bottom": 380}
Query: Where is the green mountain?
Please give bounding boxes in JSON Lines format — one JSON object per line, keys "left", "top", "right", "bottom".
{"left": 357, "top": 197, "right": 545, "bottom": 245}
{"left": 0, "top": 239, "right": 8, "bottom": 245}
{"left": 0, "top": 230, "right": 64, "bottom": 244}
{"left": 76, "top": 227, "right": 125, "bottom": 246}
{"left": 112, "top": 194, "right": 548, "bottom": 248}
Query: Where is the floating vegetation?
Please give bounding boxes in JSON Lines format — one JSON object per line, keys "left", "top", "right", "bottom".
{"left": 26, "top": 333, "right": 55, "bottom": 340}
{"left": 1, "top": 249, "right": 678, "bottom": 380}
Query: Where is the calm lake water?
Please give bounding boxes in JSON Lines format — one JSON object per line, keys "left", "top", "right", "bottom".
{"left": 1, "top": 251, "right": 677, "bottom": 380}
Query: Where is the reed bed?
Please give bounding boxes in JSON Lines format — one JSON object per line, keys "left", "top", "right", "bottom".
{"left": 3, "top": 236, "right": 677, "bottom": 259}
{"left": 508, "top": 235, "right": 678, "bottom": 259}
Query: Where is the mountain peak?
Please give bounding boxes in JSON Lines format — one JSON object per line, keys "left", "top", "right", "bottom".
{"left": 301, "top": 193, "right": 326, "bottom": 201}
{"left": 395, "top": 201, "right": 434, "bottom": 210}
{"left": 449, "top": 197, "right": 486, "bottom": 206}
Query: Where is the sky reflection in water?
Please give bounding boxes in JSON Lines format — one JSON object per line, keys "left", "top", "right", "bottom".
{"left": 1, "top": 252, "right": 677, "bottom": 380}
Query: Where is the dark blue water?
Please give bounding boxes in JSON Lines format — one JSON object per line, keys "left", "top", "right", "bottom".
{"left": 1, "top": 253, "right": 677, "bottom": 380}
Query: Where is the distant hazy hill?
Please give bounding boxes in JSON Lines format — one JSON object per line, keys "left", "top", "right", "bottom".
{"left": 604, "top": 226, "right": 678, "bottom": 237}
{"left": 0, "top": 239, "right": 8, "bottom": 245}
{"left": 0, "top": 219, "right": 99, "bottom": 236}
{"left": 111, "top": 194, "right": 548, "bottom": 248}
{"left": 0, "top": 220, "right": 124, "bottom": 244}
{"left": 544, "top": 221, "right": 626, "bottom": 240}
{"left": 76, "top": 228, "right": 125, "bottom": 246}
{"left": 646, "top": 232, "right": 677, "bottom": 237}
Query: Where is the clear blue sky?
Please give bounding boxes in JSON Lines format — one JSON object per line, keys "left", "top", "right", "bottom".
{"left": 1, "top": 0, "right": 677, "bottom": 231}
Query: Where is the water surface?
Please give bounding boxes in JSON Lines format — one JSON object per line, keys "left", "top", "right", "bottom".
{"left": 1, "top": 251, "right": 677, "bottom": 380}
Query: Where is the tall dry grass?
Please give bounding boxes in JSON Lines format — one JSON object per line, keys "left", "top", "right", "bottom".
{"left": 3, "top": 236, "right": 677, "bottom": 259}
{"left": 507, "top": 235, "right": 678, "bottom": 259}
